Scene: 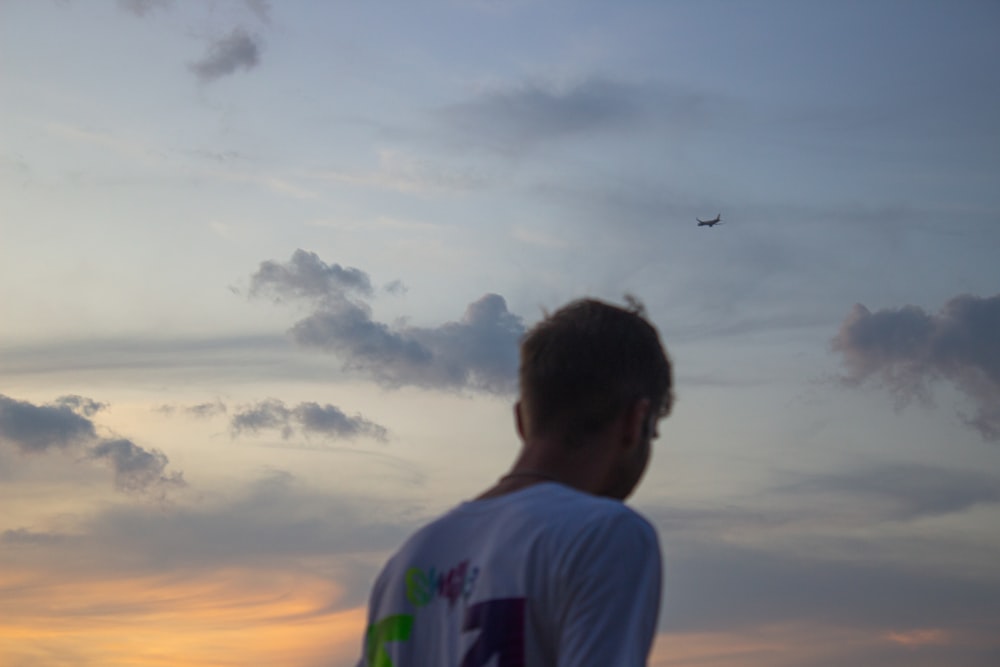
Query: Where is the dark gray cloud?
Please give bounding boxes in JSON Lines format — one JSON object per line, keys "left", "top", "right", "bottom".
{"left": 250, "top": 251, "right": 525, "bottom": 393}
{"left": 290, "top": 294, "right": 522, "bottom": 392}
{"left": 158, "top": 400, "right": 227, "bottom": 419}
{"left": 185, "top": 400, "right": 227, "bottom": 418}
{"left": 189, "top": 28, "right": 262, "bottom": 83}
{"left": 0, "top": 393, "right": 97, "bottom": 453}
{"left": 89, "top": 439, "right": 186, "bottom": 494}
{"left": 833, "top": 293, "right": 1000, "bottom": 441}
{"left": 0, "top": 393, "right": 184, "bottom": 495}
{"left": 290, "top": 301, "right": 434, "bottom": 372}
{"left": 54, "top": 395, "right": 107, "bottom": 417}
{"left": 230, "top": 398, "right": 293, "bottom": 437}
{"left": 231, "top": 399, "right": 388, "bottom": 442}
{"left": 294, "top": 401, "right": 388, "bottom": 441}
{"left": 117, "top": 0, "right": 172, "bottom": 16}
{"left": 249, "top": 249, "right": 373, "bottom": 302}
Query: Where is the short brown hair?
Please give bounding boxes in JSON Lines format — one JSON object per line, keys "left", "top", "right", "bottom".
{"left": 518, "top": 296, "right": 673, "bottom": 440}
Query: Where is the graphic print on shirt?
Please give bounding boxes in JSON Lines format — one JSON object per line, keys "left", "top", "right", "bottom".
{"left": 406, "top": 558, "right": 480, "bottom": 607}
{"left": 365, "top": 557, "right": 526, "bottom": 667}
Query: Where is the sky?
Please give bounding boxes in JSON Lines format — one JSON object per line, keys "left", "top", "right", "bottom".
{"left": 1, "top": 1, "right": 999, "bottom": 665}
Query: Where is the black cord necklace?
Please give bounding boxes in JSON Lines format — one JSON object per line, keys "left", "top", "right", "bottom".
{"left": 498, "top": 470, "right": 559, "bottom": 484}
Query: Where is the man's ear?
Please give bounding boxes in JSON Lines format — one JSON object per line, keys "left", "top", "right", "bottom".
{"left": 623, "top": 398, "right": 652, "bottom": 448}
{"left": 514, "top": 401, "right": 526, "bottom": 440}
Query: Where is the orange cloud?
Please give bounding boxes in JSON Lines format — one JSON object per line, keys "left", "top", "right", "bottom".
{"left": 883, "top": 628, "right": 950, "bottom": 647}
{"left": 649, "top": 623, "right": 886, "bottom": 667}
{"left": 0, "top": 566, "right": 366, "bottom": 666}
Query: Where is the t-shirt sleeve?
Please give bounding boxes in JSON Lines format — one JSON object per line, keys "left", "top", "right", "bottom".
{"left": 556, "top": 511, "right": 662, "bottom": 667}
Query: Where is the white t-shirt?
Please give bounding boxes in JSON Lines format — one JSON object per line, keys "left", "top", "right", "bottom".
{"left": 359, "top": 482, "right": 662, "bottom": 667}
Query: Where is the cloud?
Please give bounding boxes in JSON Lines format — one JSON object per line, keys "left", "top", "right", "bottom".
{"left": 641, "top": 461, "right": 1000, "bottom": 640}
{"left": 0, "top": 472, "right": 410, "bottom": 666}
{"left": 833, "top": 293, "right": 1000, "bottom": 440}
{"left": 0, "top": 334, "right": 291, "bottom": 379}
{"left": 54, "top": 395, "right": 107, "bottom": 417}
{"left": 185, "top": 400, "right": 227, "bottom": 418}
{"left": 156, "top": 400, "right": 227, "bottom": 419}
{"left": 657, "top": 538, "right": 1000, "bottom": 635}
{"left": 190, "top": 28, "right": 262, "bottom": 83}
{"left": 782, "top": 463, "right": 1000, "bottom": 521}
{"left": 249, "top": 251, "right": 525, "bottom": 393}
{"left": 316, "top": 149, "right": 488, "bottom": 195}
{"left": 89, "top": 439, "right": 186, "bottom": 495}
{"left": 6, "top": 471, "right": 412, "bottom": 577}
{"left": 441, "top": 78, "right": 640, "bottom": 152}
{"left": 0, "top": 393, "right": 184, "bottom": 495}
{"left": 1, "top": 528, "right": 69, "bottom": 547}
{"left": 294, "top": 402, "right": 388, "bottom": 441}
{"left": 383, "top": 279, "right": 408, "bottom": 296}
{"left": 0, "top": 393, "right": 98, "bottom": 453}
{"left": 249, "top": 249, "right": 373, "bottom": 302}
{"left": 436, "top": 77, "right": 718, "bottom": 156}
{"left": 117, "top": 0, "right": 172, "bottom": 17}
{"left": 231, "top": 399, "right": 388, "bottom": 442}
{"left": 243, "top": 0, "right": 271, "bottom": 24}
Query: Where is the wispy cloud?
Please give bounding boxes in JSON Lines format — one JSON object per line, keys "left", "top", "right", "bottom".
{"left": 117, "top": 0, "right": 173, "bottom": 17}
{"left": 441, "top": 78, "right": 641, "bottom": 151}
{"left": 782, "top": 463, "right": 1000, "bottom": 521}
{"left": 316, "top": 149, "right": 487, "bottom": 195}
{"left": 3, "top": 470, "right": 411, "bottom": 576}
{"left": 190, "top": 28, "right": 263, "bottom": 83}
{"left": 243, "top": 0, "right": 271, "bottom": 25}
{"left": 249, "top": 250, "right": 525, "bottom": 393}
{"left": 883, "top": 628, "right": 950, "bottom": 647}
{"left": 437, "top": 77, "right": 716, "bottom": 156}
{"left": 231, "top": 399, "right": 389, "bottom": 442}
{"left": 833, "top": 293, "right": 1000, "bottom": 441}
{"left": 185, "top": 400, "right": 227, "bottom": 418}
{"left": 0, "top": 470, "right": 408, "bottom": 665}
{"left": 156, "top": 400, "right": 227, "bottom": 418}
{"left": 657, "top": 537, "right": 1000, "bottom": 634}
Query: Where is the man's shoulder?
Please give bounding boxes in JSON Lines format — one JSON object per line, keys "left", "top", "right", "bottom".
{"left": 533, "top": 483, "right": 654, "bottom": 523}
{"left": 393, "top": 483, "right": 657, "bottom": 560}
{"left": 475, "top": 483, "right": 658, "bottom": 546}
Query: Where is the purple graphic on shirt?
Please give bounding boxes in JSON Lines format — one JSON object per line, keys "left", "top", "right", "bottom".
{"left": 460, "top": 597, "right": 526, "bottom": 667}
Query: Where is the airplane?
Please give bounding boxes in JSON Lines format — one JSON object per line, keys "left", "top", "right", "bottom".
{"left": 697, "top": 213, "right": 722, "bottom": 227}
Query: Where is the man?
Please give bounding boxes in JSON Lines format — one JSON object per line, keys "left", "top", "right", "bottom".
{"left": 359, "top": 297, "right": 674, "bottom": 667}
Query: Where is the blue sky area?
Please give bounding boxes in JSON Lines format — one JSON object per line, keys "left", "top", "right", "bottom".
{"left": 1, "top": 2, "right": 998, "bottom": 665}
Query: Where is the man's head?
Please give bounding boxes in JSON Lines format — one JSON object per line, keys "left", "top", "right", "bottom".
{"left": 517, "top": 296, "right": 673, "bottom": 460}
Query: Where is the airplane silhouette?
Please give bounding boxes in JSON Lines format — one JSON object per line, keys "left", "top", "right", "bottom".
{"left": 697, "top": 214, "right": 722, "bottom": 227}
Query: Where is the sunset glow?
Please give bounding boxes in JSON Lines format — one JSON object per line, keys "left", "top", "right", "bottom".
{"left": 2, "top": 1, "right": 998, "bottom": 665}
